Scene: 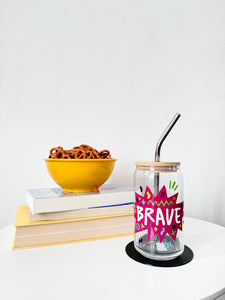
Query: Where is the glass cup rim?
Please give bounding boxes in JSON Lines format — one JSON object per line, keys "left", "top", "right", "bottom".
{"left": 135, "top": 161, "right": 180, "bottom": 167}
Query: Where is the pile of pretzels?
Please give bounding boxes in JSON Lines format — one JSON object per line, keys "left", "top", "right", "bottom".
{"left": 48, "top": 144, "right": 111, "bottom": 159}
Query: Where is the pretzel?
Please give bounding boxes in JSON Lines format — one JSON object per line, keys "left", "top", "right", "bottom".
{"left": 48, "top": 145, "right": 112, "bottom": 159}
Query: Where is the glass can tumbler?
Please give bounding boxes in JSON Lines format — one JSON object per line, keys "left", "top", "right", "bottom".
{"left": 134, "top": 162, "right": 184, "bottom": 260}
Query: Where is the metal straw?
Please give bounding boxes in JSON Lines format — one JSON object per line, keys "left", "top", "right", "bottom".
{"left": 154, "top": 113, "right": 181, "bottom": 195}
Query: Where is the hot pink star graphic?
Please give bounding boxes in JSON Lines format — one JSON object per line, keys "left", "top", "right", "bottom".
{"left": 134, "top": 186, "right": 183, "bottom": 243}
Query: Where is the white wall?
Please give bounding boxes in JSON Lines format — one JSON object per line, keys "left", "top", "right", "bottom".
{"left": 1, "top": 0, "right": 225, "bottom": 229}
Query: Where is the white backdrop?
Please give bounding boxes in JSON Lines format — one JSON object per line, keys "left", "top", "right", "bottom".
{"left": 1, "top": 0, "right": 225, "bottom": 229}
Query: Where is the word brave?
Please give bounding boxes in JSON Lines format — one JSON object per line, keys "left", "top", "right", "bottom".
{"left": 134, "top": 185, "right": 183, "bottom": 243}
{"left": 137, "top": 206, "right": 181, "bottom": 226}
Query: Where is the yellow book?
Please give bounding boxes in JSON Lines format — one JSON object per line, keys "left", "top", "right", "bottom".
{"left": 13, "top": 206, "right": 134, "bottom": 249}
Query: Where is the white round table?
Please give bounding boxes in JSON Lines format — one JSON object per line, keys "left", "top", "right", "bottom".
{"left": 0, "top": 217, "right": 225, "bottom": 300}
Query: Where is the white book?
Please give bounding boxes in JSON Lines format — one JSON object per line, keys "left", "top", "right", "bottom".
{"left": 29, "top": 203, "right": 134, "bottom": 221}
{"left": 26, "top": 184, "right": 134, "bottom": 214}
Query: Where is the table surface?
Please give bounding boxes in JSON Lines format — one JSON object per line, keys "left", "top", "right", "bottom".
{"left": 0, "top": 217, "right": 225, "bottom": 300}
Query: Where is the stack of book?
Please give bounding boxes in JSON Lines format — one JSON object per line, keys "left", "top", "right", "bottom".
{"left": 12, "top": 185, "right": 134, "bottom": 249}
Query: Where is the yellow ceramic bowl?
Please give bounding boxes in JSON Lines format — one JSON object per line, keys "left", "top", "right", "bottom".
{"left": 44, "top": 159, "right": 117, "bottom": 193}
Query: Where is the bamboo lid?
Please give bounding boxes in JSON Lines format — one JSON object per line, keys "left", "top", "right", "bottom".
{"left": 135, "top": 161, "right": 180, "bottom": 167}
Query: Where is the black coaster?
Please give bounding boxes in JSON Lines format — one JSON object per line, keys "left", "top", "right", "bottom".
{"left": 125, "top": 242, "right": 193, "bottom": 267}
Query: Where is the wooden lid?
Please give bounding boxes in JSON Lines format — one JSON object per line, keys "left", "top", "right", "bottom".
{"left": 135, "top": 161, "right": 180, "bottom": 167}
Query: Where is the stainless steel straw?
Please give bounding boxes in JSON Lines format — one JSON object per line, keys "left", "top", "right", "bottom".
{"left": 154, "top": 113, "right": 181, "bottom": 195}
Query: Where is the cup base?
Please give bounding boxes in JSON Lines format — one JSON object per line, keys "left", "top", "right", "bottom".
{"left": 134, "top": 243, "right": 184, "bottom": 261}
